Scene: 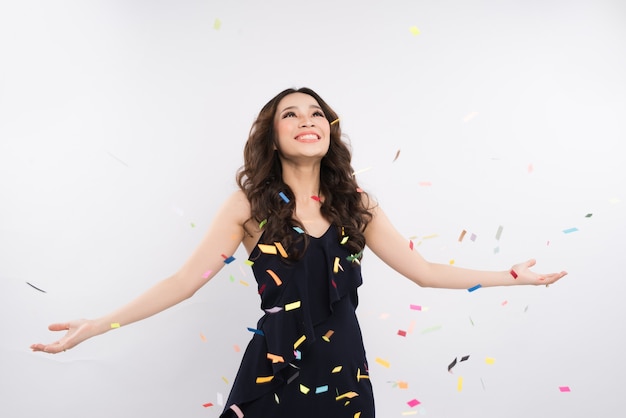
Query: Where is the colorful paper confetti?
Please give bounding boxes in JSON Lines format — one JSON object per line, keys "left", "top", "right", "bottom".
{"left": 279, "top": 191, "right": 290, "bottom": 203}
{"left": 467, "top": 284, "right": 482, "bottom": 292}
{"left": 409, "top": 26, "right": 421, "bottom": 36}
{"left": 559, "top": 386, "right": 571, "bottom": 392}
{"left": 26, "top": 282, "right": 46, "bottom": 293}
{"left": 110, "top": 322, "right": 120, "bottom": 329}
{"left": 213, "top": 18, "right": 221, "bottom": 30}
{"left": 407, "top": 399, "right": 421, "bottom": 408}
{"left": 375, "top": 357, "right": 390, "bottom": 368}
{"left": 495, "top": 225, "right": 503, "bottom": 240}
{"left": 563, "top": 227, "right": 578, "bottom": 234}
{"left": 458, "top": 229, "right": 467, "bottom": 242}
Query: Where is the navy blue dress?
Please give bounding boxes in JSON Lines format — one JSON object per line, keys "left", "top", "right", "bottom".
{"left": 220, "top": 226, "right": 375, "bottom": 418}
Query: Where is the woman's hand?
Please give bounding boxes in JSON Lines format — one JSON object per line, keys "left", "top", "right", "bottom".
{"left": 511, "top": 258, "right": 568, "bottom": 286}
{"left": 30, "top": 319, "right": 97, "bottom": 354}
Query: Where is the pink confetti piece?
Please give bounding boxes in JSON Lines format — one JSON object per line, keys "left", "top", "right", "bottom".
{"left": 418, "top": 181, "right": 432, "bottom": 187}
{"left": 409, "top": 304, "right": 422, "bottom": 311}
{"left": 407, "top": 399, "right": 421, "bottom": 408}
{"left": 559, "top": 386, "right": 571, "bottom": 392}
{"left": 202, "top": 270, "right": 212, "bottom": 279}
{"left": 470, "top": 233, "right": 477, "bottom": 242}
{"left": 409, "top": 240, "right": 414, "bottom": 250}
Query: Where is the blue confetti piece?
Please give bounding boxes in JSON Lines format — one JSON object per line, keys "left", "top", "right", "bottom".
{"left": 563, "top": 227, "right": 578, "bottom": 234}
{"left": 315, "top": 385, "right": 329, "bottom": 394}
{"left": 294, "top": 350, "right": 302, "bottom": 360}
{"left": 293, "top": 226, "right": 305, "bottom": 234}
{"left": 223, "top": 256, "right": 236, "bottom": 264}
{"left": 247, "top": 327, "right": 264, "bottom": 336}
{"left": 467, "top": 284, "right": 482, "bottom": 292}
{"left": 279, "top": 191, "right": 290, "bottom": 203}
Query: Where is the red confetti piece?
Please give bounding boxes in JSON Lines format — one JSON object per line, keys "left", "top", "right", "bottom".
{"left": 397, "top": 330, "right": 407, "bottom": 337}
{"left": 409, "top": 240, "right": 414, "bottom": 250}
{"left": 510, "top": 269, "right": 518, "bottom": 279}
{"left": 202, "top": 403, "right": 213, "bottom": 408}
{"left": 311, "top": 195, "right": 321, "bottom": 201}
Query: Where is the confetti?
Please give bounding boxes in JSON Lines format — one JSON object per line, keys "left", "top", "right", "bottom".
{"left": 393, "top": 149, "right": 401, "bottom": 162}
{"left": 222, "top": 376, "right": 229, "bottom": 385}
{"left": 528, "top": 163, "right": 534, "bottom": 173}
{"left": 397, "top": 330, "right": 407, "bottom": 337}
{"left": 333, "top": 257, "right": 341, "bottom": 273}
{"left": 239, "top": 280, "right": 249, "bottom": 287}
{"left": 247, "top": 327, "right": 264, "bottom": 336}
{"left": 457, "top": 376, "right": 463, "bottom": 392}
{"left": 267, "top": 353, "right": 285, "bottom": 363}
{"left": 409, "top": 304, "right": 422, "bottom": 311}
{"left": 294, "top": 350, "right": 301, "bottom": 360}
{"left": 233, "top": 345, "right": 240, "bottom": 352}
{"left": 332, "top": 366, "right": 343, "bottom": 373}
{"left": 26, "top": 282, "right": 46, "bottom": 293}
{"left": 510, "top": 269, "right": 518, "bottom": 279}
{"left": 287, "top": 371, "right": 300, "bottom": 384}
{"left": 463, "top": 111, "right": 479, "bottom": 122}
{"left": 409, "top": 26, "right": 421, "bottom": 35}
{"left": 259, "top": 219, "right": 267, "bottom": 229}
{"left": 375, "top": 358, "right": 390, "bottom": 368}
{"left": 336, "top": 391, "right": 359, "bottom": 400}
{"left": 311, "top": 195, "right": 321, "bottom": 201}
{"left": 285, "top": 300, "right": 301, "bottom": 311}
{"left": 357, "top": 368, "right": 369, "bottom": 382}
{"left": 352, "top": 167, "right": 372, "bottom": 176}
{"left": 418, "top": 181, "right": 432, "bottom": 186}
{"left": 409, "top": 240, "right": 414, "bottom": 250}
{"left": 354, "top": 413, "right": 362, "bottom": 418}
{"left": 202, "top": 270, "right": 212, "bottom": 279}
{"left": 340, "top": 236, "right": 349, "bottom": 245}
{"left": 244, "top": 260, "right": 254, "bottom": 267}
{"left": 330, "top": 118, "right": 340, "bottom": 125}
{"left": 398, "top": 381, "right": 408, "bottom": 389}
{"left": 256, "top": 376, "right": 274, "bottom": 384}
{"left": 585, "top": 213, "right": 593, "bottom": 218}
{"left": 202, "top": 402, "right": 213, "bottom": 408}
{"left": 213, "top": 18, "right": 221, "bottom": 30}
{"left": 485, "top": 357, "right": 495, "bottom": 365}
{"left": 275, "top": 242, "right": 288, "bottom": 258}
{"left": 448, "top": 358, "right": 458, "bottom": 372}
{"left": 274, "top": 393, "right": 279, "bottom": 404}
{"left": 279, "top": 191, "right": 290, "bottom": 203}
{"left": 300, "top": 384, "right": 310, "bottom": 394}
{"left": 222, "top": 254, "right": 235, "bottom": 264}
{"left": 495, "top": 225, "right": 504, "bottom": 240}
{"left": 421, "top": 324, "right": 442, "bottom": 334}
{"left": 563, "top": 227, "right": 578, "bottom": 234}
{"left": 322, "top": 330, "right": 335, "bottom": 342}
{"left": 258, "top": 244, "right": 277, "bottom": 254}
{"left": 200, "top": 332, "right": 207, "bottom": 342}
{"left": 470, "top": 233, "right": 477, "bottom": 242}
{"left": 294, "top": 335, "right": 306, "bottom": 349}
{"left": 501, "top": 300, "right": 508, "bottom": 306}
{"left": 407, "top": 399, "right": 421, "bottom": 408}
{"left": 293, "top": 226, "right": 305, "bottom": 234}
{"left": 467, "top": 284, "right": 482, "bottom": 292}
{"left": 469, "top": 316, "right": 474, "bottom": 326}
{"left": 315, "top": 385, "right": 329, "bottom": 394}
{"left": 111, "top": 322, "right": 121, "bottom": 329}
{"left": 266, "top": 269, "right": 282, "bottom": 286}
{"left": 458, "top": 229, "right": 467, "bottom": 242}
{"left": 460, "top": 355, "right": 470, "bottom": 362}
{"left": 264, "top": 306, "right": 283, "bottom": 314}
{"left": 559, "top": 386, "right": 571, "bottom": 392}
{"left": 258, "top": 283, "right": 266, "bottom": 294}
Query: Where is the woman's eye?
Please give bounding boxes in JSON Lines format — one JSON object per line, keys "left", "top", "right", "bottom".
{"left": 282, "top": 111, "right": 296, "bottom": 118}
{"left": 313, "top": 111, "right": 325, "bottom": 117}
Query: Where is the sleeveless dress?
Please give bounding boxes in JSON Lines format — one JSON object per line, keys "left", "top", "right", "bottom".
{"left": 220, "top": 225, "right": 375, "bottom": 418}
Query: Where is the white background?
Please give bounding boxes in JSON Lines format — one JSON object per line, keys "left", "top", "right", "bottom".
{"left": 1, "top": 0, "right": 625, "bottom": 417}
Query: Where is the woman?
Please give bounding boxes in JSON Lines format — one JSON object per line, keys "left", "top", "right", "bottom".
{"left": 31, "top": 87, "right": 567, "bottom": 417}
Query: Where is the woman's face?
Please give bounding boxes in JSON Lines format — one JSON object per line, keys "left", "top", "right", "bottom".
{"left": 273, "top": 92, "right": 331, "bottom": 162}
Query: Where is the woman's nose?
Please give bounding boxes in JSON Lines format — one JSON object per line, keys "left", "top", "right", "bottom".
{"left": 300, "top": 117, "right": 314, "bottom": 127}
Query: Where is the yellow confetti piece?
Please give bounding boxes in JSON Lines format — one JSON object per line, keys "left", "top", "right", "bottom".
{"left": 258, "top": 244, "right": 277, "bottom": 254}
{"left": 336, "top": 391, "right": 359, "bottom": 400}
{"left": 330, "top": 118, "right": 340, "bottom": 125}
{"left": 485, "top": 357, "right": 495, "bottom": 365}
{"left": 222, "top": 376, "right": 229, "bottom": 384}
{"left": 354, "top": 413, "right": 362, "bottom": 418}
{"left": 449, "top": 259, "right": 455, "bottom": 265}
{"left": 110, "top": 323, "right": 120, "bottom": 329}
{"left": 332, "top": 365, "right": 343, "bottom": 373}
{"left": 274, "top": 393, "right": 279, "bottom": 404}
{"left": 322, "top": 330, "right": 334, "bottom": 342}
{"left": 300, "top": 384, "right": 310, "bottom": 394}
{"left": 213, "top": 18, "right": 222, "bottom": 30}
{"left": 294, "top": 335, "right": 306, "bottom": 349}
{"left": 375, "top": 357, "right": 390, "bottom": 368}
{"left": 457, "top": 376, "right": 463, "bottom": 392}
{"left": 239, "top": 280, "right": 249, "bottom": 287}
{"left": 356, "top": 368, "right": 369, "bottom": 382}
{"left": 266, "top": 269, "right": 282, "bottom": 286}
{"left": 244, "top": 260, "right": 254, "bottom": 266}
{"left": 266, "top": 353, "right": 285, "bottom": 363}
{"left": 274, "top": 242, "right": 288, "bottom": 258}
{"left": 200, "top": 332, "right": 207, "bottom": 342}
{"left": 285, "top": 300, "right": 301, "bottom": 311}
{"left": 256, "top": 376, "right": 274, "bottom": 384}
{"left": 401, "top": 412, "right": 418, "bottom": 416}
{"left": 340, "top": 236, "right": 349, "bottom": 245}
{"left": 409, "top": 26, "right": 421, "bottom": 35}
{"left": 333, "top": 257, "right": 341, "bottom": 273}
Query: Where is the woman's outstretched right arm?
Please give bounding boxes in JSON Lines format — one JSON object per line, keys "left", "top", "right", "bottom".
{"left": 30, "top": 190, "right": 251, "bottom": 354}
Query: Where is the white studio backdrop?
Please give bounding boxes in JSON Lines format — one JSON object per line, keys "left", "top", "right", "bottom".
{"left": 1, "top": 0, "right": 625, "bottom": 417}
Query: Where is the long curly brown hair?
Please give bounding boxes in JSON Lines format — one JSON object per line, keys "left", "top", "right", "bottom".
{"left": 236, "top": 87, "right": 373, "bottom": 259}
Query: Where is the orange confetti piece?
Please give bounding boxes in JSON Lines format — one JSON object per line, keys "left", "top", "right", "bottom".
{"left": 274, "top": 242, "right": 288, "bottom": 258}
{"left": 336, "top": 391, "right": 359, "bottom": 400}
{"left": 398, "top": 381, "right": 408, "bottom": 389}
{"left": 266, "top": 269, "right": 282, "bottom": 286}
{"left": 258, "top": 244, "right": 277, "bottom": 254}
{"left": 200, "top": 332, "right": 207, "bottom": 342}
{"left": 458, "top": 229, "right": 467, "bottom": 242}
{"left": 233, "top": 344, "right": 240, "bottom": 352}
{"left": 322, "top": 330, "right": 335, "bottom": 342}
{"left": 256, "top": 376, "right": 274, "bottom": 384}
{"left": 393, "top": 149, "right": 401, "bottom": 162}
{"left": 266, "top": 353, "right": 285, "bottom": 363}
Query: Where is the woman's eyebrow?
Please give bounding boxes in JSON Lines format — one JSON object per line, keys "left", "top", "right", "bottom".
{"left": 279, "top": 105, "right": 323, "bottom": 114}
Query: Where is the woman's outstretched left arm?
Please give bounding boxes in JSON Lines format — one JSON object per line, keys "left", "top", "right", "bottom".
{"left": 363, "top": 205, "right": 567, "bottom": 289}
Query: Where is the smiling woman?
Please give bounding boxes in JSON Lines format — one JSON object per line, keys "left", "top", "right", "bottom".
{"left": 31, "top": 87, "right": 567, "bottom": 418}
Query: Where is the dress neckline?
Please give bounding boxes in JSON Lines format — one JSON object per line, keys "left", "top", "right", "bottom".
{"left": 306, "top": 224, "right": 333, "bottom": 240}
